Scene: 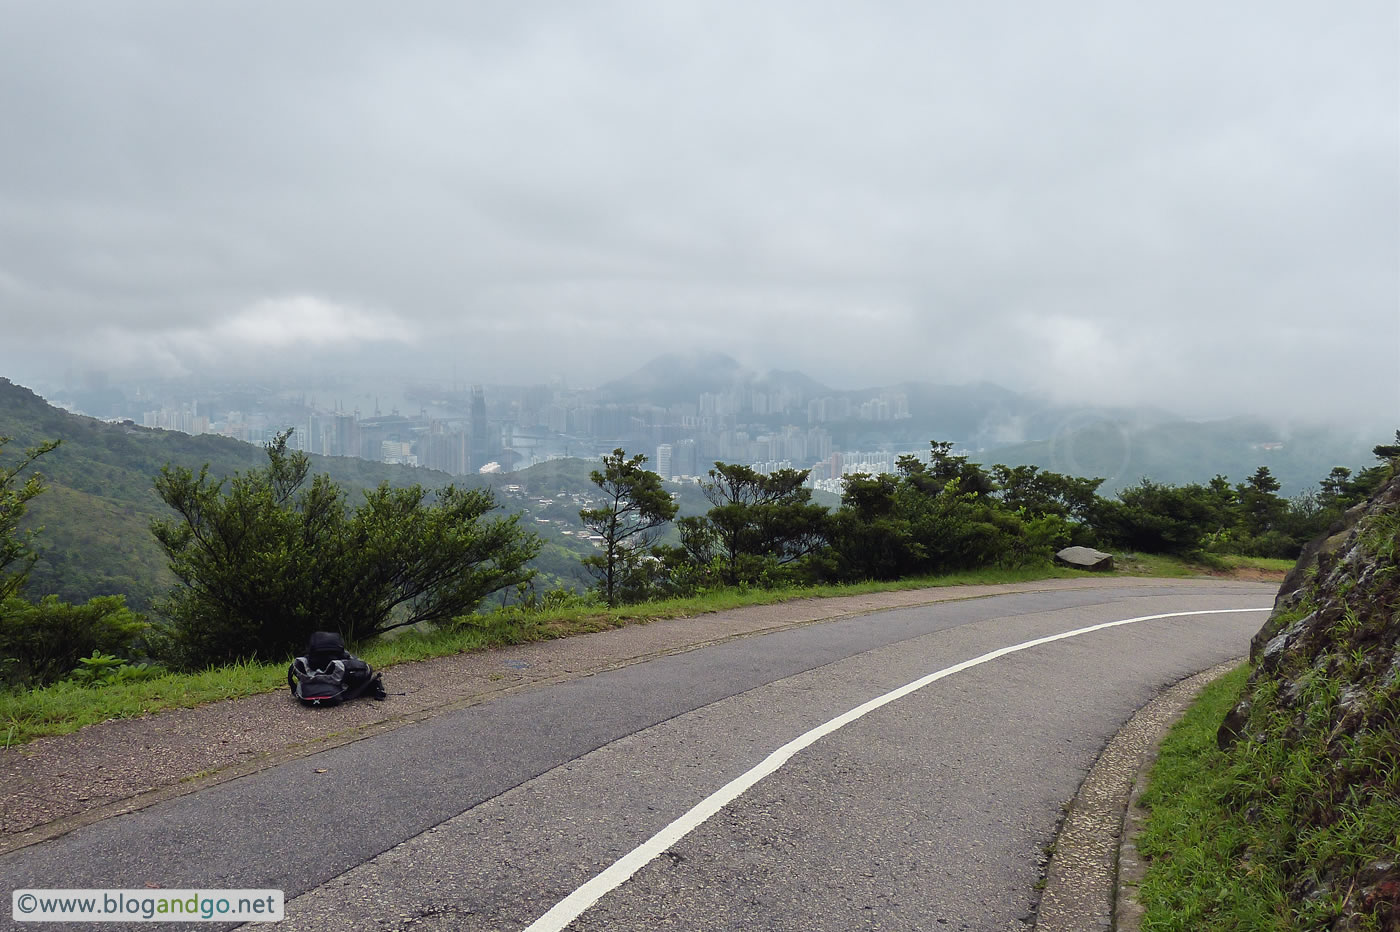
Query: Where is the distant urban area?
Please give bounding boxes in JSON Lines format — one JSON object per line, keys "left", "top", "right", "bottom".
{"left": 44, "top": 368, "right": 933, "bottom": 495}
{"left": 25, "top": 349, "right": 1387, "bottom": 507}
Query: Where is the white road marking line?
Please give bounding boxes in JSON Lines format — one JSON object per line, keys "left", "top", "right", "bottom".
{"left": 522, "top": 606, "right": 1270, "bottom": 932}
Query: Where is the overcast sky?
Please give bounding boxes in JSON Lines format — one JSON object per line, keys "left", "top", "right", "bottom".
{"left": 0, "top": 1, "right": 1396, "bottom": 423}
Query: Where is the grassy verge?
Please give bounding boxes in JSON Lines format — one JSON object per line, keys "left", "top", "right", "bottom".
{"left": 1112, "top": 553, "right": 1208, "bottom": 578}
{"left": 1135, "top": 665, "right": 1293, "bottom": 929}
{"left": 1137, "top": 662, "right": 1400, "bottom": 930}
{"left": 1212, "top": 554, "right": 1295, "bottom": 574}
{"left": 1114, "top": 552, "right": 1293, "bottom": 578}
{"left": 1, "top": 556, "right": 1231, "bottom": 747}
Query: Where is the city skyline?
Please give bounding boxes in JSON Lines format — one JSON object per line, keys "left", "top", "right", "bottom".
{"left": 19, "top": 346, "right": 1381, "bottom": 503}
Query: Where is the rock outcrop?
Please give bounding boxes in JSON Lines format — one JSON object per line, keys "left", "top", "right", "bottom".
{"left": 1247, "top": 498, "right": 1374, "bottom": 661}
{"left": 1218, "top": 469, "right": 1399, "bottom": 929}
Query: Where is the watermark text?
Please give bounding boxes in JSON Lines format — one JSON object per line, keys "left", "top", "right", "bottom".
{"left": 13, "top": 889, "right": 283, "bottom": 922}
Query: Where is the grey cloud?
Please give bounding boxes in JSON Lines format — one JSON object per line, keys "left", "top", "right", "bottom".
{"left": 0, "top": 1, "right": 1394, "bottom": 422}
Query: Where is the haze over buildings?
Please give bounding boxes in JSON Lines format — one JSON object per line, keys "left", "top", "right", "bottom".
{"left": 97, "top": 368, "right": 901, "bottom": 481}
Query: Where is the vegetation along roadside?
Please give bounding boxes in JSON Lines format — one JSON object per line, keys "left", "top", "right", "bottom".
{"left": 7, "top": 564, "right": 1108, "bottom": 746}
{"left": 1135, "top": 466, "right": 1400, "bottom": 930}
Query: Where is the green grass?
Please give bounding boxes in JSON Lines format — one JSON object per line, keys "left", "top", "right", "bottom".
{"left": 1112, "top": 552, "right": 1207, "bottom": 578}
{"left": 0, "top": 660, "right": 287, "bottom": 750}
{"left": 1136, "top": 665, "right": 1294, "bottom": 930}
{"left": 1114, "top": 551, "right": 1293, "bottom": 578}
{"left": 1213, "top": 554, "right": 1296, "bottom": 573}
{"left": 0, "top": 616, "right": 536, "bottom": 747}
{"left": 1138, "top": 664, "right": 1400, "bottom": 930}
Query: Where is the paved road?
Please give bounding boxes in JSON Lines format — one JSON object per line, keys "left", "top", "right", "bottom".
{"left": 3, "top": 583, "right": 1272, "bottom": 931}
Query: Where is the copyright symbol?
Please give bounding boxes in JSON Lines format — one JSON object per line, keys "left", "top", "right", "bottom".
{"left": 16, "top": 893, "right": 37, "bottom": 913}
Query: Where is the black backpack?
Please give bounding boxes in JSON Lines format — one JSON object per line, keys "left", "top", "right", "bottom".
{"left": 287, "top": 631, "right": 386, "bottom": 707}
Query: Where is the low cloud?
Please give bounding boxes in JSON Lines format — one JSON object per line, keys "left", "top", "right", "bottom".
{"left": 70, "top": 295, "right": 419, "bottom": 378}
{"left": 209, "top": 296, "right": 417, "bottom": 351}
{"left": 0, "top": 2, "right": 1393, "bottom": 424}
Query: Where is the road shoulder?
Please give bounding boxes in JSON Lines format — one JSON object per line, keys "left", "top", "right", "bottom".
{"left": 1034, "top": 658, "right": 1244, "bottom": 931}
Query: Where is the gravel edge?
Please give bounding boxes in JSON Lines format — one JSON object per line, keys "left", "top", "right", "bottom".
{"left": 1034, "top": 658, "right": 1244, "bottom": 931}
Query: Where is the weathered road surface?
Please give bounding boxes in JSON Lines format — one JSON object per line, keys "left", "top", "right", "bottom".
{"left": 3, "top": 582, "right": 1272, "bottom": 931}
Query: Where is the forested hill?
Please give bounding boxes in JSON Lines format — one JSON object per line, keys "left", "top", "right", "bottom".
{"left": 0, "top": 378, "right": 463, "bottom": 612}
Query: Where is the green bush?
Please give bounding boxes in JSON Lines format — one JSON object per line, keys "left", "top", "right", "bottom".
{"left": 151, "top": 432, "right": 540, "bottom": 669}
{"left": 1, "top": 435, "right": 60, "bottom": 602}
{"left": 1017, "top": 512, "right": 1075, "bottom": 563}
{"left": 1097, "top": 480, "right": 1224, "bottom": 556}
{"left": 0, "top": 595, "right": 147, "bottom": 689}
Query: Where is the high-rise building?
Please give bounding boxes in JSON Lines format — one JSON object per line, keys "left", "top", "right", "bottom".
{"left": 381, "top": 440, "right": 417, "bottom": 466}
{"left": 306, "top": 414, "right": 335, "bottom": 455}
{"left": 333, "top": 414, "right": 359, "bottom": 458}
{"left": 674, "top": 438, "right": 698, "bottom": 477}
{"left": 469, "top": 385, "right": 490, "bottom": 471}
{"left": 655, "top": 443, "right": 673, "bottom": 479}
{"left": 422, "top": 422, "right": 469, "bottom": 475}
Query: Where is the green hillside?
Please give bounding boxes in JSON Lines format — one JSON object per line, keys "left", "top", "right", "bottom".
{"left": 0, "top": 379, "right": 602, "bottom": 611}
{"left": 21, "top": 484, "right": 175, "bottom": 612}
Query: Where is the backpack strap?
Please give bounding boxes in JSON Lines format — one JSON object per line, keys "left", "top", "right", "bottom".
{"left": 340, "top": 671, "right": 384, "bottom": 702}
{"left": 287, "top": 657, "right": 311, "bottom": 693}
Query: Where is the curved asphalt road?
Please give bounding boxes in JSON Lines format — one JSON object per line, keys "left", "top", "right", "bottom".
{"left": 3, "top": 583, "right": 1272, "bottom": 931}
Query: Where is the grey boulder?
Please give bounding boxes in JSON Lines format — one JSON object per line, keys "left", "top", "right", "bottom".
{"left": 1054, "top": 546, "right": 1115, "bottom": 571}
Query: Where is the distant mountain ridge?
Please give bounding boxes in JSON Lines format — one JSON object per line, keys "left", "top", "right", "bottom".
{"left": 983, "top": 416, "right": 1380, "bottom": 497}
{"left": 591, "top": 354, "right": 1379, "bottom": 495}
{"left": 595, "top": 352, "right": 751, "bottom": 404}
{"left": 594, "top": 354, "right": 1162, "bottom": 446}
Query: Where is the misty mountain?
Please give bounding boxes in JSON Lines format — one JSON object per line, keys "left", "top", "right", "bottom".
{"left": 596, "top": 353, "right": 1173, "bottom": 445}
{"left": 597, "top": 352, "right": 833, "bottom": 405}
{"left": 596, "top": 352, "right": 749, "bottom": 404}
{"left": 984, "top": 416, "right": 1382, "bottom": 497}
{"left": 807, "top": 381, "right": 1176, "bottom": 456}
{"left": 582, "top": 354, "right": 1382, "bottom": 497}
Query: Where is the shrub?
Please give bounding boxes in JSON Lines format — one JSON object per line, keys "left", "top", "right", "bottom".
{"left": 1097, "top": 480, "right": 1224, "bottom": 556}
{"left": 68, "top": 651, "right": 162, "bottom": 688}
{"left": 151, "top": 432, "right": 540, "bottom": 668}
{"left": 0, "top": 595, "right": 146, "bottom": 690}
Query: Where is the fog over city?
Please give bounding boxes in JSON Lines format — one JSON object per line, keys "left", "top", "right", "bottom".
{"left": 0, "top": 2, "right": 1395, "bottom": 424}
